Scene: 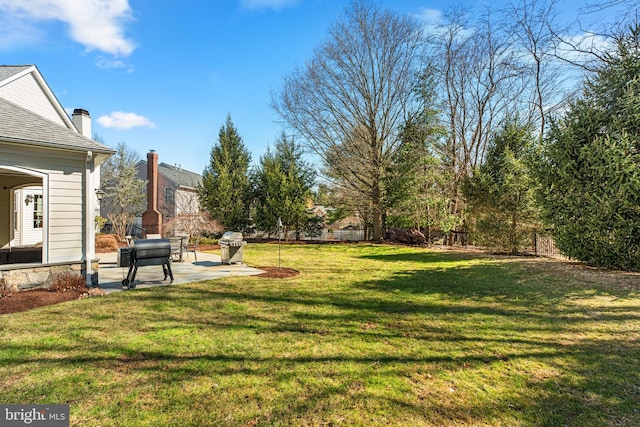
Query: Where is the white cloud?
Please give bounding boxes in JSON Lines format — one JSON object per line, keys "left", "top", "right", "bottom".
{"left": 97, "top": 112, "right": 155, "bottom": 130}
{"left": 556, "top": 31, "right": 613, "bottom": 64}
{"left": 0, "top": 0, "right": 135, "bottom": 56}
{"left": 0, "top": 12, "right": 45, "bottom": 50}
{"left": 96, "top": 56, "right": 134, "bottom": 72}
{"left": 415, "top": 8, "right": 442, "bottom": 26}
{"left": 240, "top": 0, "right": 300, "bottom": 11}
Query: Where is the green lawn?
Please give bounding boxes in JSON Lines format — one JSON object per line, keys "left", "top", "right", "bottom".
{"left": 1, "top": 244, "right": 639, "bottom": 426}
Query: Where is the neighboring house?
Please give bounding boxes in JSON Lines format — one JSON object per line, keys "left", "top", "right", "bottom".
{"left": 138, "top": 150, "right": 202, "bottom": 225}
{"left": 0, "top": 65, "right": 114, "bottom": 289}
{"left": 101, "top": 150, "right": 202, "bottom": 237}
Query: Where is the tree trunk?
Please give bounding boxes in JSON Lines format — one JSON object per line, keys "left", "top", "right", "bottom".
{"left": 371, "top": 183, "right": 383, "bottom": 241}
{"left": 372, "top": 208, "right": 383, "bottom": 241}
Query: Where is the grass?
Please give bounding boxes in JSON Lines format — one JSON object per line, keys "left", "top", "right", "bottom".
{"left": 1, "top": 243, "right": 639, "bottom": 426}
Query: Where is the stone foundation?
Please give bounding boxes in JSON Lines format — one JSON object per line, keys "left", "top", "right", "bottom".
{"left": 0, "top": 260, "right": 99, "bottom": 291}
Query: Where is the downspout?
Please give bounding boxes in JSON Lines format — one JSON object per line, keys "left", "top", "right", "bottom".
{"left": 85, "top": 150, "right": 94, "bottom": 287}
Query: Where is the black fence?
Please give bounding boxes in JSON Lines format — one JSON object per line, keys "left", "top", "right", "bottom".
{"left": 102, "top": 223, "right": 146, "bottom": 239}
{"left": 535, "top": 233, "right": 568, "bottom": 259}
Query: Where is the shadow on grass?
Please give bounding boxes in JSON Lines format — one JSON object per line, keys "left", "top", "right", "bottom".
{"left": 1, "top": 249, "right": 639, "bottom": 425}
{"left": 360, "top": 250, "right": 483, "bottom": 264}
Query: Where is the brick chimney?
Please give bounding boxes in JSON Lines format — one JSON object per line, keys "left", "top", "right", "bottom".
{"left": 72, "top": 109, "right": 92, "bottom": 138}
{"left": 141, "top": 150, "right": 162, "bottom": 235}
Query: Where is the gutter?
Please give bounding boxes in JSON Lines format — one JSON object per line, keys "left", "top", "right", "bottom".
{"left": 85, "top": 150, "right": 94, "bottom": 287}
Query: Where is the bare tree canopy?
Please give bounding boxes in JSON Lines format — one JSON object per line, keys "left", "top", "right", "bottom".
{"left": 272, "top": 0, "right": 425, "bottom": 241}
{"left": 100, "top": 141, "right": 146, "bottom": 241}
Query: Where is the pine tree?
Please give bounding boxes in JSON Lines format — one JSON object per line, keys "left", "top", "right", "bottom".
{"left": 252, "top": 133, "right": 316, "bottom": 239}
{"left": 537, "top": 24, "right": 640, "bottom": 270}
{"left": 385, "top": 70, "right": 454, "bottom": 242}
{"left": 200, "top": 115, "right": 252, "bottom": 232}
{"left": 464, "top": 117, "right": 541, "bottom": 254}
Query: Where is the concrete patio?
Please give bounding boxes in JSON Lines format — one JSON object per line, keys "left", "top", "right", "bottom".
{"left": 97, "top": 250, "right": 264, "bottom": 294}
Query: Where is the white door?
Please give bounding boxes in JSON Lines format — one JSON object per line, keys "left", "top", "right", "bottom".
{"left": 12, "top": 186, "right": 43, "bottom": 246}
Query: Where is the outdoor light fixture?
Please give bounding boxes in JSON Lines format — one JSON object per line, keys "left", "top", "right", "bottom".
{"left": 24, "top": 194, "right": 34, "bottom": 205}
{"left": 95, "top": 188, "right": 106, "bottom": 201}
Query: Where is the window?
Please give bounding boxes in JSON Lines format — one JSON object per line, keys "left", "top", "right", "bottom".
{"left": 165, "top": 187, "right": 175, "bottom": 204}
{"left": 33, "top": 194, "right": 43, "bottom": 229}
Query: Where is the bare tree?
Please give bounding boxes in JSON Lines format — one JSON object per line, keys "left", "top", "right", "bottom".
{"left": 164, "top": 211, "right": 222, "bottom": 242}
{"left": 273, "top": 0, "right": 425, "bottom": 241}
{"left": 507, "top": 0, "right": 566, "bottom": 140}
{"left": 547, "top": 0, "right": 637, "bottom": 73}
{"left": 428, "top": 7, "right": 524, "bottom": 239}
{"left": 101, "top": 142, "right": 146, "bottom": 241}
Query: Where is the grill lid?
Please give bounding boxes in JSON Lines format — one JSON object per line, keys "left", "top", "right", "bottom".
{"left": 220, "top": 231, "right": 243, "bottom": 242}
{"left": 133, "top": 238, "right": 171, "bottom": 259}
{"left": 220, "top": 231, "right": 246, "bottom": 247}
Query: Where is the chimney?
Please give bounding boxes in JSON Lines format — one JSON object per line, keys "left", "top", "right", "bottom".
{"left": 72, "top": 109, "right": 92, "bottom": 138}
{"left": 141, "top": 150, "right": 163, "bottom": 236}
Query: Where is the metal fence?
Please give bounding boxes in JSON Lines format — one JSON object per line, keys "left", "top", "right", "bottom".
{"left": 535, "top": 233, "right": 568, "bottom": 259}
{"left": 101, "top": 222, "right": 146, "bottom": 239}
{"left": 315, "top": 229, "right": 365, "bottom": 241}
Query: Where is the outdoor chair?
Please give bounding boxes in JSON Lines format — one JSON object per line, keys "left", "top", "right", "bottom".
{"left": 180, "top": 235, "right": 197, "bottom": 261}
{"left": 169, "top": 236, "right": 184, "bottom": 262}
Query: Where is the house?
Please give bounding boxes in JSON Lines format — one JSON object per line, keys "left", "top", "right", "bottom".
{"left": 0, "top": 65, "right": 114, "bottom": 289}
{"left": 101, "top": 150, "right": 202, "bottom": 237}
{"left": 138, "top": 150, "right": 202, "bottom": 236}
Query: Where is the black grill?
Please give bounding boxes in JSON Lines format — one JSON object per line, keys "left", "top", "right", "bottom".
{"left": 119, "top": 238, "right": 174, "bottom": 289}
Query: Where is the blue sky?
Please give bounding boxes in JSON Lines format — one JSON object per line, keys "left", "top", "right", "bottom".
{"left": 0, "top": 0, "right": 622, "bottom": 174}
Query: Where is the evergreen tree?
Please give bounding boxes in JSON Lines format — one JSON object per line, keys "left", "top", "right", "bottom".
{"left": 253, "top": 133, "right": 316, "bottom": 239}
{"left": 200, "top": 115, "right": 252, "bottom": 232}
{"left": 464, "top": 117, "right": 541, "bottom": 254}
{"left": 385, "top": 117, "right": 452, "bottom": 240}
{"left": 385, "top": 70, "right": 454, "bottom": 242}
{"left": 537, "top": 24, "right": 640, "bottom": 270}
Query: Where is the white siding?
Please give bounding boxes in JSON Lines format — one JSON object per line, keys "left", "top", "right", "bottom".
{"left": 0, "top": 72, "right": 67, "bottom": 127}
{"left": 0, "top": 145, "right": 87, "bottom": 263}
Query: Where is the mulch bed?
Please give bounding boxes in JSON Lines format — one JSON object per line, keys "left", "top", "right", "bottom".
{"left": 0, "top": 288, "right": 105, "bottom": 315}
{"left": 253, "top": 267, "right": 300, "bottom": 279}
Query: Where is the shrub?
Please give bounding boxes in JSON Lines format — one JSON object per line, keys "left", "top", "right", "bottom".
{"left": 536, "top": 25, "right": 640, "bottom": 270}
{"left": 193, "top": 236, "right": 218, "bottom": 245}
{"left": 49, "top": 273, "right": 87, "bottom": 292}
{"left": 463, "top": 117, "right": 541, "bottom": 255}
{"left": 0, "top": 278, "right": 8, "bottom": 298}
{"left": 96, "top": 234, "right": 119, "bottom": 251}
{"left": 95, "top": 215, "right": 107, "bottom": 234}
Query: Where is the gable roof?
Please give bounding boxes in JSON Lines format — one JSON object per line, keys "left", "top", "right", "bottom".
{"left": 0, "top": 65, "right": 113, "bottom": 157}
{"left": 158, "top": 162, "right": 202, "bottom": 188}
{"left": 0, "top": 65, "right": 32, "bottom": 82}
{"left": 137, "top": 160, "right": 202, "bottom": 189}
{"left": 0, "top": 65, "right": 74, "bottom": 130}
{"left": 0, "top": 97, "right": 113, "bottom": 154}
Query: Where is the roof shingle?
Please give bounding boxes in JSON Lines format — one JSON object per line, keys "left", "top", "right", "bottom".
{"left": 0, "top": 97, "right": 114, "bottom": 154}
